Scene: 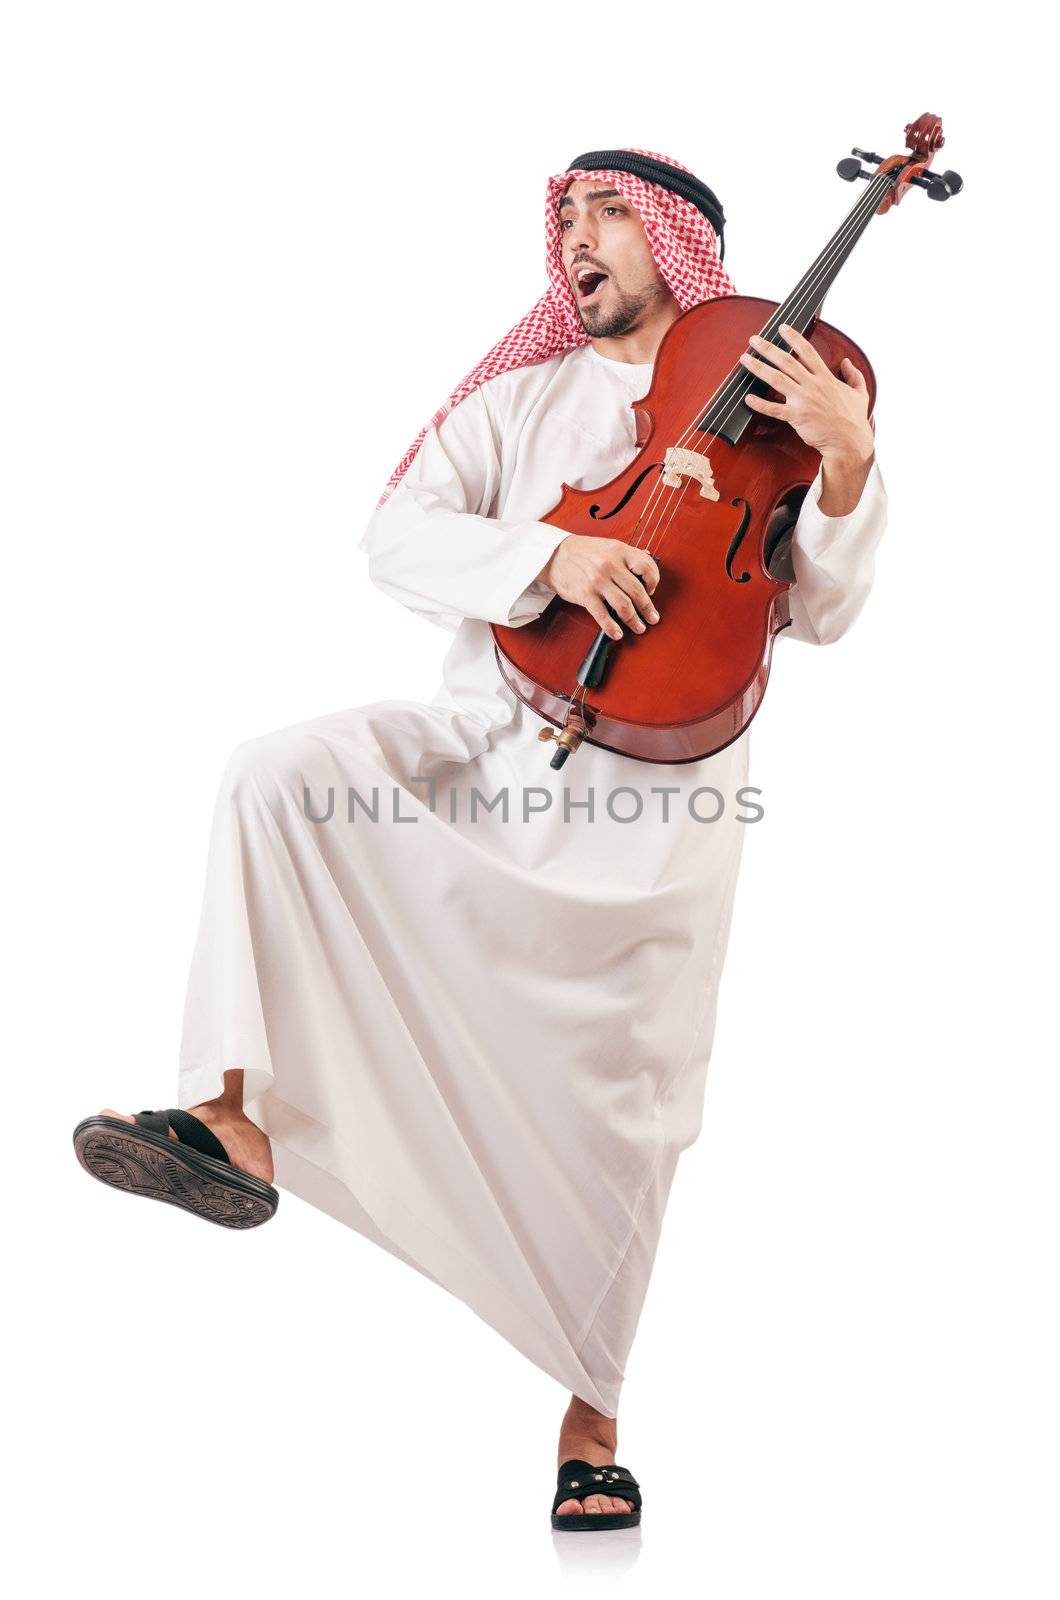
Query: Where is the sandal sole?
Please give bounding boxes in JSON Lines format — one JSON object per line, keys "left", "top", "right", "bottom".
{"left": 551, "top": 1511, "right": 641, "bottom": 1531}
{"left": 72, "top": 1115, "right": 278, "bottom": 1229}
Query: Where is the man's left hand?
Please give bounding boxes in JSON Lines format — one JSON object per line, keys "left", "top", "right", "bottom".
{"left": 740, "top": 322, "right": 875, "bottom": 515}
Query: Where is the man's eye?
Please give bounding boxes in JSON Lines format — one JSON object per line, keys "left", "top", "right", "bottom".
{"left": 559, "top": 208, "right": 623, "bottom": 228}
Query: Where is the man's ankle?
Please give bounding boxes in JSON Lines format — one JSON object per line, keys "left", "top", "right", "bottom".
{"left": 558, "top": 1412, "right": 618, "bottom": 1459}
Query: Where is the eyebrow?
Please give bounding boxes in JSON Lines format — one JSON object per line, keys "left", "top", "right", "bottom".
{"left": 558, "top": 187, "right": 622, "bottom": 211}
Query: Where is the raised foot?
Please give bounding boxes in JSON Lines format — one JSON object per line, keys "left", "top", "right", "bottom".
{"left": 99, "top": 1104, "right": 274, "bottom": 1185}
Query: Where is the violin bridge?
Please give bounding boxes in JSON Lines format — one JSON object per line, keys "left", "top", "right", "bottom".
{"left": 661, "top": 445, "right": 720, "bottom": 501}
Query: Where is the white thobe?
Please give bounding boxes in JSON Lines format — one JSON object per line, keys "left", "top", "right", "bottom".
{"left": 178, "top": 341, "right": 888, "bottom": 1416}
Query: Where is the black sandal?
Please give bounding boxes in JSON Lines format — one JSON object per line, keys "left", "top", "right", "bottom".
{"left": 551, "top": 1458, "right": 642, "bottom": 1531}
{"left": 72, "top": 1108, "right": 279, "bottom": 1229}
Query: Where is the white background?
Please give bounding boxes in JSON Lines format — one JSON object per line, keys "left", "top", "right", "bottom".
{"left": 3, "top": 3, "right": 1054, "bottom": 1595}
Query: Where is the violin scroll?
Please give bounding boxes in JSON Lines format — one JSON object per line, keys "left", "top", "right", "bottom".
{"left": 836, "top": 112, "right": 963, "bottom": 212}
{"left": 904, "top": 112, "right": 945, "bottom": 158}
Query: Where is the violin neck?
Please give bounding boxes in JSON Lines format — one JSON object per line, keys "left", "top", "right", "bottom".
{"left": 699, "top": 168, "right": 894, "bottom": 445}
{"left": 774, "top": 168, "right": 893, "bottom": 339}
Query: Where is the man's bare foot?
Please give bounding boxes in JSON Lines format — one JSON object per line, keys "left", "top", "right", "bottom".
{"left": 555, "top": 1394, "right": 635, "bottom": 1517}
{"left": 99, "top": 1070, "right": 273, "bottom": 1185}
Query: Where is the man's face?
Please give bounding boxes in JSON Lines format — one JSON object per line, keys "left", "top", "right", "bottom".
{"left": 558, "top": 178, "right": 675, "bottom": 337}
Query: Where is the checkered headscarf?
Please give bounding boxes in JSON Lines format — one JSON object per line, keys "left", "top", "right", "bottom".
{"left": 376, "top": 147, "right": 737, "bottom": 507}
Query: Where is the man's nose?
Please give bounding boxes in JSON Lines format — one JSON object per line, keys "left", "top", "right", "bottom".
{"left": 567, "top": 219, "right": 598, "bottom": 256}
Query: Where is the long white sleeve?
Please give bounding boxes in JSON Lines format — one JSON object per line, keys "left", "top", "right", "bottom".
{"left": 770, "top": 455, "right": 889, "bottom": 645}
{"left": 361, "top": 361, "right": 888, "bottom": 648}
{"left": 357, "top": 385, "right": 569, "bottom": 635}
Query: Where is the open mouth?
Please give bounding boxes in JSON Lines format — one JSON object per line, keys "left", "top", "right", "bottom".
{"left": 575, "top": 268, "right": 609, "bottom": 303}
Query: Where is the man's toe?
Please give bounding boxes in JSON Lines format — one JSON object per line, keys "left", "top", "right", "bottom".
{"left": 555, "top": 1490, "right": 634, "bottom": 1517}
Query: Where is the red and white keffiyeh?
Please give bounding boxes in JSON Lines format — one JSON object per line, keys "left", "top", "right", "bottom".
{"left": 375, "top": 147, "right": 738, "bottom": 508}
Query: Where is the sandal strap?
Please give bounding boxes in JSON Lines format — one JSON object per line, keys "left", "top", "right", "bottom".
{"left": 133, "top": 1109, "right": 171, "bottom": 1138}
{"left": 133, "top": 1108, "right": 231, "bottom": 1166}
{"left": 552, "top": 1459, "right": 642, "bottom": 1514}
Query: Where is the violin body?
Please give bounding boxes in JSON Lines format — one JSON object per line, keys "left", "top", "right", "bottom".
{"left": 490, "top": 295, "right": 876, "bottom": 764}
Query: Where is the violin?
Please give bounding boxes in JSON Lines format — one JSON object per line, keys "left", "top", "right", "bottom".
{"left": 489, "top": 113, "right": 963, "bottom": 768}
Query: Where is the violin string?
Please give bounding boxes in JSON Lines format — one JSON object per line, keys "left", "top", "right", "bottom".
{"left": 629, "top": 170, "right": 893, "bottom": 568}
{"left": 567, "top": 166, "right": 895, "bottom": 718}
{"left": 625, "top": 168, "right": 893, "bottom": 568}
{"left": 629, "top": 167, "right": 893, "bottom": 561}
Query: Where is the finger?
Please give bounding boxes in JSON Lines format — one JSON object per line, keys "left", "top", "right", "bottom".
{"left": 746, "top": 332, "right": 806, "bottom": 383}
{"left": 585, "top": 594, "right": 624, "bottom": 641}
{"left": 738, "top": 350, "right": 798, "bottom": 396}
{"left": 602, "top": 579, "right": 647, "bottom": 633}
{"left": 611, "top": 565, "right": 660, "bottom": 623}
{"left": 622, "top": 548, "right": 660, "bottom": 595}
{"left": 840, "top": 356, "right": 867, "bottom": 388}
{"left": 778, "top": 322, "right": 829, "bottom": 374}
{"left": 744, "top": 391, "right": 786, "bottom": 417}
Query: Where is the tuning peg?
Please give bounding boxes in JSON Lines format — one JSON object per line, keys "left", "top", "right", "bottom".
{"left": 837, "top": 157, "right": 869, "bottom": 182}
{"left": 909, "top": 169, "right": 963, "bottom": 201}
{"left": 852, "top": 147, "right": 884, "bottom": 164}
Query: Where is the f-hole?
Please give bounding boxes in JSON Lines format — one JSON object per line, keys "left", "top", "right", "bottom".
{"left": 589, "top": 462, "right": 662, "bottom": 521}
{"left": 726, "top": 497, "right": 753, "bottom": 583}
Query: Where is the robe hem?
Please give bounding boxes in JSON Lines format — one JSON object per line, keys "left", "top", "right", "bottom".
{"left": 176, "top": 1056, "right": 623, "bottom": 1416}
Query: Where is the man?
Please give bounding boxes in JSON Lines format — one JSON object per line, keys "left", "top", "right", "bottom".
{"left": 74, "top": 148, "right": 887, "bottom": 1530}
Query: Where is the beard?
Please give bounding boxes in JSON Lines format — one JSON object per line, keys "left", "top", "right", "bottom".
{"left": 576, "top": 275, "right": 667, "bottom": 338}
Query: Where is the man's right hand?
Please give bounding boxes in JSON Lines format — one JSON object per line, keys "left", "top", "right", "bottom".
{"left": 536, "top": 535, "right": 661, "bottom": 641}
